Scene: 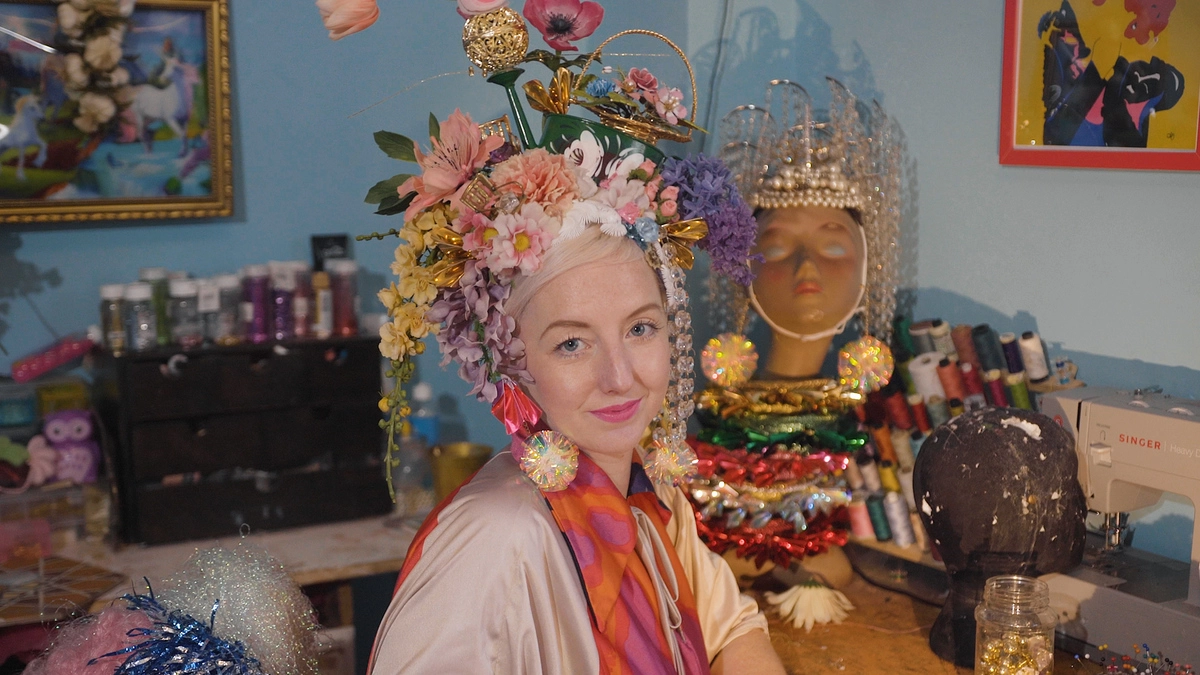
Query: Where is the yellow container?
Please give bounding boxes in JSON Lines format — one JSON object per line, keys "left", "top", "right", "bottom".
{"left": 431, "top": 443, "right": 493, "bottom": 501}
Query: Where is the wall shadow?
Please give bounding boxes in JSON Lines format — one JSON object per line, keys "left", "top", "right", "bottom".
{"left": 0, "top": 232, "right": 61, "bottom": 355}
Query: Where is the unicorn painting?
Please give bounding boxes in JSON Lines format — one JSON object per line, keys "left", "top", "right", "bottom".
{"left": 0, "top": 94, "right": 48, "bottom": 181}
{"left": 130, "top": 50, "right": 199, "bottom": 157}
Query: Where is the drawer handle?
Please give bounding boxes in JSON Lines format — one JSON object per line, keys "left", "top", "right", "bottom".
{"left": 160, "top": 354, "right": 189, "bottom": 378}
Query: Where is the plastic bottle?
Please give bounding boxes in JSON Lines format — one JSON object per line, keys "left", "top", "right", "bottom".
{"left": 124, "top": 282, "right": 157, "bottom": 352}
{"left": 326, "top": 259, "right": 359, "bottom": 337}
{"left": 138, "top": 267, "right": 170, "bottom": 347}
{"left": 99, "top": 283, "right": 126, "bottom": 356}
{"left": 212, "top": 274, "right": 242, "bottom": 345}
{"left": 290, "top": 261, "right": 313, "bottom": 339}
{"left": 169, "top": 278, "right": 204, "bottom": 349}
{"left": 409, "top": 382, "right": 440, "bottom": 448}
{"left": 197, "top": 278, "right": 220, "bottom": 345}
{"left": 241, "top": 264, "right": 271, "bottom": 344}
{"left": 311, "top": 271, "right": 333, "bottom": 339}
{"left": 268, "top": 261, "right": 295, "bottom": 342}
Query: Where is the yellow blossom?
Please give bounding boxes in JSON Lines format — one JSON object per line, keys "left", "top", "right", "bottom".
{"left": 390, "top": 242, "right": 417, "bottom": 277}
{"left": 379, "top": 317, "right": 419, "bottom": 360}
{"left": 377, "top": 282, "right": 403, "bottom": 315}
{"left": 398, "top": 265, "right": 437, "bottom": 306}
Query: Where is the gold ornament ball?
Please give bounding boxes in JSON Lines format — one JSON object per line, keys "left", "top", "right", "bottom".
{"left": 462, "top": 7, "right": 529, "bottom": 75}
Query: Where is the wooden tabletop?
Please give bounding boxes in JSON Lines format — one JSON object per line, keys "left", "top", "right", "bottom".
{"left": 57, "top": 514, "right": 418, "bottom": 611}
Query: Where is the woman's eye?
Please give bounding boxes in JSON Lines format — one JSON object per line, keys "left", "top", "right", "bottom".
{"left": 557, "top": 338, "right": 581, "bottom": 353}
{"left": 630, "top": 322, "right": 658, "bottom": 338}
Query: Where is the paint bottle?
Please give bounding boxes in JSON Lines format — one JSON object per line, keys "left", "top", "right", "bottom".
{"left": 99, "top": 284, "right": 126, "bottom": 356}
{"left": 311, "top": 271, "right": 333, "bottom": 340}
{"left": 327, "top": 259, "right": 360, "bottom": 337}
{"left": 139, "top": 267, "right": 170, "bottom": 347}
{"left": 168, "top": 278, "right": 204, "bottom": 350}
{"left": 124, "top": 282, "right": 157, "bottom": 352}
{"left": 241, "top": 264, "right": 272, "bottom": 344}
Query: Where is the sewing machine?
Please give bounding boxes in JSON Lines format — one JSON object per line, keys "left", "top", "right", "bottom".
{"left": 1040, "top": 388, "right": 1200, "bottom": 667}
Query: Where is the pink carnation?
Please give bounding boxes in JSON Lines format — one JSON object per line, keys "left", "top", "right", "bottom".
{"left": 489, "top": 148, "right": 580, "bottom": 217}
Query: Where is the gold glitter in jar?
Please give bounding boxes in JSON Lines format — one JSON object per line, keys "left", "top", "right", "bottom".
{"left": 701, "top": 333, "right": 758, "bottom": 387}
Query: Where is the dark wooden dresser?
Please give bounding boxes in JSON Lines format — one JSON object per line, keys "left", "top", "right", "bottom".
{"left": 93, "top": 337, "right": 392, "bottom": 545}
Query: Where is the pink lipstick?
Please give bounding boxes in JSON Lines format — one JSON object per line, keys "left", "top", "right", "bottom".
{"left": 590, "top": 399, "right": 641, "bottom": 423}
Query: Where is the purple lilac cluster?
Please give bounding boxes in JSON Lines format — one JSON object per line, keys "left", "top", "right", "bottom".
{"left": 660, "top": 154, "right": 760, "bottom": 286}
{"left": 426, "top": 259, "right": 529, "bottom": 403}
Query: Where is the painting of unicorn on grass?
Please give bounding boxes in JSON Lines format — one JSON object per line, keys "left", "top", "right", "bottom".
{"left": 0, "top": 3, "right": 212, "bottom": 202}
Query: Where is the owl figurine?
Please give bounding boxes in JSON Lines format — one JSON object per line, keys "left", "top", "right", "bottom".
{"left": 43, "top": 410, "right": 100, "bottom": 484}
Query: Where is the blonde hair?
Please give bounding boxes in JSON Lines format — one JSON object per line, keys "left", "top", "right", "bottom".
{"left": 508, "top": 228, "right": 660, "bottom": 322}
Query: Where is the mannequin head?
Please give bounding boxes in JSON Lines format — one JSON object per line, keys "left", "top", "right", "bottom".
{"left": 751, "top": 205, "right": 867, "bottom": 378}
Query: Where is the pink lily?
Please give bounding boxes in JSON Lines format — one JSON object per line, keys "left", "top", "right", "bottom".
{"left": 398, "top": 109, "right": 503, "bottom": 220}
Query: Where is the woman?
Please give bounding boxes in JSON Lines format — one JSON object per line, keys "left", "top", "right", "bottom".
{"left": 366, "top": 96, "right": 784, "bottom": 671}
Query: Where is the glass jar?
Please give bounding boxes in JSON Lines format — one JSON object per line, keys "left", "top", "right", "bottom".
{"left": 975, "top": 575, "right": 1056, "bottom": 675}
{"left": 210, "top": 274, "right": 242, "bottom": 345}
{"left": 290, "top": 261, "right": 313, "bottom": 339}
{"left": 311, "top": 271, "right": 333, "bottom": 339}
{"left": 99, "top": 283, "right": 126, "bottom": 356}
{"left": 139, "top": 267, "right": 170, "bottom": 347}
{"left": 124, "top": 281, "right": 157, "bottom": 352}
{"left": 269, "top": 261, "right": 295, "bottom": 341}
{"left": 326, "top": 259, "right": 359, "bottom": 337}
{"left": 169, "top": 278, "right": 204, "bottom": 349}
{"left": 241, "top": 264, "right": 271, "bottom": 344}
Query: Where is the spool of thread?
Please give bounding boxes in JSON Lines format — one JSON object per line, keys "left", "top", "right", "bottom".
{"left": 910, "top": 430, "right": 925, "bottom": 459}
{"left": 971, "top": 324, "right": 1006, "bottom": 372}
{"left": 894, "top": 316, "right": 916, "bottom": 355}
{"left": 891, "top": 427, "right": 915, "bottom": 471}
{"left": 883, "top": 491, "right": 915, "bottom": 546}
{"left": 960, "top": 361, "right": 986, "bottom": 396}
{"left": 899, "top": 467, "right": 916, "bottom": 510}
{"left": 929, "top": 319, "right": 956, "bottom": 361}
{"left": 896, "top": 356, "right": 917, "bottom": 395}
{"left": 908, "top": 393, "right": 932, "bottom": 433}
{"left": 1006, "top": 371, "right": 1032, "bottom": 410}
{"left": 908, "top": 352, "right": 946, "bottom": 403}
{"left": 871, "top": 424, "right": 898, "bottom": 463}
{"left": 884, "top": 390, "right": 914, "bottom": 430}
{"left": 909, "top": 320, "right": 936, "bottom": 355}
{"left": 936, "top": 357, "right": 967, "bottom": 400}
{"left": 844, "top": 455, "right": 865, "bottom": 490}
{"left": 964, "top": 393, "right": 988, "bottom": 411}
{"left": 866, "top": 494, "right": 892, "bottom": 541}
{"left": 948, "top": 397, "right": 965, "bottom": 417}
{"left": 878, "top": 460, "right": 901, "bottom": 492}
{"left": 952, "top": 324, "right": 981, "bottom": 371}
{"left": 858, "top": 456, "right": 883, "bottom": 492}
{"left": 983, "top": 369, "right": 1010, "bottom": 406}
{"left": 1000, "top": 332, "right": 1025, "bottom": 374}
{"left": 1019, "top": 331, "right": 1051, "bottom": 382}
{"left": 848, "top": 498, "right": 875, "bottom": 538}
{"left": 927, "top": 396, "right": 950, "bottom": 427}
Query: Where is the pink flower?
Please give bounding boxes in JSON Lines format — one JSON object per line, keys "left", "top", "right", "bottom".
{"left": 654, "top": 86, "right": 687, "bottom": 125}
{"left": 636, "top": 159, "right": 657, "bottom": 176}
{"left": 457, "top": 0, "right": 507, "bottom": 18}
{"left": 660, "top": 185, "right": 679, "bottom": 202}
{"left": 458, "top": 211, "right": 496, "bottom": 252}
{"left": 659, "top": 199, "right": 677, "bottom": 218}
{"left": 523, "top": 0, "right": 603, "bottom": 51}
{"left": 489, "top": 147, "right": 580, "bottom": 217}
{"left": 481, "top": 204, "right": 555, "bottom": 274}
{"left": 398, "top": 109, "right": 504, "bottom": 220}
{"left": 315, "top": 0, "right": 379, "bottom": 40}
{"left": 644, "top": 176, "right": 662, "bottom": 200}
{"left": 594, "top": 175, "right": 650, "bottom": 220}
{"left": 617, "top": 201, "right": 644, "bottom": 224}
{"left": 621, "top": 68, "right": 659, "bottom": 100}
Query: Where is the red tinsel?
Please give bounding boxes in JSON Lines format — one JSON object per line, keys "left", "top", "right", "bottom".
{"left": 690, "top": 439, "right": 849, "bottom": 486}
{"left": 693, "top": 506, "right": 851, "bottom": 569}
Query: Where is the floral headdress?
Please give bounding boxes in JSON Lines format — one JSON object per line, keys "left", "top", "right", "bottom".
{"left": 332, "top": 0, "right": 758, "bottom": 496}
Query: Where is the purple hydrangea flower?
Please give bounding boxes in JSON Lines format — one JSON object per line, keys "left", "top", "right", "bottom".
{"left": 661, "top": 154, "right": 760, "bottom": 285}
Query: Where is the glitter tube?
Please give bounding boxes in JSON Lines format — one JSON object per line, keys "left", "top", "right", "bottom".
{"left": 878, "top": 460, "right": 901, "bottom": 493}
{"left": 971, "top": 324, "right": 1006, "bottom": 372}
{"left": 866, "top": 494, "right": 892, "bottom": 541}
{"left": 983, "top": 369, "right": 1010, "bottom": 407}
{"left": 899, "top": 467, "right": 916, "bottom": 510}
{"left": 909, "top": 320, "right": 936, "bottom": 355}
{"left": 844, "top": 455, "right": 865, "bottom": 490}
{"left": 858, "top": 456, "right": 883, "bottom": 492}
{"left": 1006, "top": 372, "right": 1033, "bottom": 410}
{"left": 927, "top": 396, "right": 950, "bottom": 427}
{"left": 960, "top": 361, "right": 986, "bottom": 396}
{"left": 908, "top": 393, "right": 932, "bottom": 433}
{"left": 848, "top": 498, "right": 874, "bottom": 538}
{"left": 909, "top": 352, "right": 946, "bottom": 403}
{"left": 884, "top": 390, "right": 914, "bottom": 430}
{"left": 1019, "top": 331, "right": 1051, "bottom": 382}
{"left": 952, "top": 324, "right": 981, "bottom": 371}
{"left": 936, "top": 357, "right": 966, "bottom": 400}
{"left": 872, "top": 424, "right": 898, "bottom": 463}
{"left": 884, "top": 491, "right": 915, "bottom": 547}
{"left": 929, "top": 319, "right": 956, "bottom": 361}
{"left": 891, "top": 427, "right": 915, "bottom": 471}
{"left": 1000, "top": 332, "right": 1025, "bottom": 374}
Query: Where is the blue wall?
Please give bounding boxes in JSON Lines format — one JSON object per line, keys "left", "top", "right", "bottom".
{"left": 2, "top": 0, "right": 1197, "bottom": 560}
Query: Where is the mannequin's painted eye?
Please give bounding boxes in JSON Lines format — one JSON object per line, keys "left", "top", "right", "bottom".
{"left": 820, "top": 243, "right": 848, "bottom": 258}
{"left": 761, "top": 244, "right": 790, "bottom": 261}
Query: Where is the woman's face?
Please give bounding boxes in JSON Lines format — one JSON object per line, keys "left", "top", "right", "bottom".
{"left": 751, "top": 206, "right": 865, "bottom": 336}
{"left": 519, "top": 258, "right": 670, "bottom": 465}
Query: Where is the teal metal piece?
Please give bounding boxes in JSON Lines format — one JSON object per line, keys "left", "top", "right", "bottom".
{"left": 486, "top": 68, "right": 537, "bottom": 150}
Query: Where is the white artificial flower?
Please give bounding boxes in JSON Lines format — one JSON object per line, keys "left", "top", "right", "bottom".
{"left": 765, "top": 583, "right": 855, "bottom": 632}
{"left": 570, "top": 161, "right": 598, "bottom": 199}
{"left": 84, "top": 35, "right": 122, "bottom": 71}
{"left": 64, "top": 53, "right": 89, "bottom": 89}
{"left": 560, "top": 200, "right": 622, "bottom": 240}
{"left": 118, "top": 0, "right": 135, "bottom": 16}
{"left": 57, "top": 3, "right": 87, "bottom": 38}
{"left": 69, "top": 0, "right": 93, "bottom": 10}
{"left": 109, "top": 66, "right": 130, "bottom": 86}
{"left": 563, "top": 129, "right": 603, "bottom": 181}
{"left": 75, "top": 91, "right": 117, "bottom": 134}
{"left": 609, "top": 148, "right": 646, "bottom": 180}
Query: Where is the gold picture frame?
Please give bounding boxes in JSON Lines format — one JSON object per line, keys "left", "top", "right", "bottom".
{"left": 0, "top": 0, "right": 231, "bottom": 223}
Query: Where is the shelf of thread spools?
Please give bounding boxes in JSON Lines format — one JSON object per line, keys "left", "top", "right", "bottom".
{"left": 840, "top": 318, "right": 1084, "bottom": 565}
{"left": 94, "top": 261, "right": 365, "bottom": 355}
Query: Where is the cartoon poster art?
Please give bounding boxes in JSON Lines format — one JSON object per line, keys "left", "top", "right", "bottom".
{"left": 0, "top": 0, "right": 231, "bottom": 223}
{"left": 1000, "top": 0, "right": 1200, "bottom": 170}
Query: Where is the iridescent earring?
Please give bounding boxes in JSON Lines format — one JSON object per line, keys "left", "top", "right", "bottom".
{"left": 493, "top": 381, "right": 579, "bottom": 492}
